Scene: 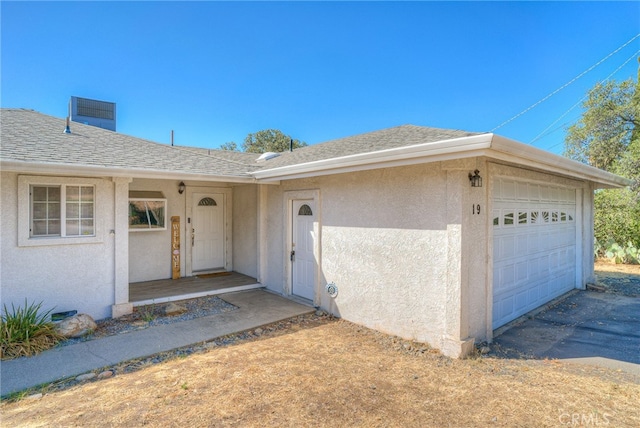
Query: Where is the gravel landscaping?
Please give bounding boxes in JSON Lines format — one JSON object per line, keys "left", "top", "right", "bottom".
{"left": 59, "top": 296, "right": 237, "bottom": 347}
{"left": 594, "top": 270, "right": 640, "bottom": 297}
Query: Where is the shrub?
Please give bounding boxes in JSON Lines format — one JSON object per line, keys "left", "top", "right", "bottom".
{"left": 594, "top": 188, "right": 640, "bottom": 250}
{"left": 595, "top": 238, "right": 640, "bottom": 264}
{"left": 0, "top": 300, "right": 63, "bottom": 360}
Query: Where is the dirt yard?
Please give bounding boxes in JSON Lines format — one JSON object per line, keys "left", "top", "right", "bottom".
{"left": 2, "top": 315, "right": 639, "bottom": 427}
{"left": 595, "top": 259, "right": 640, "bottom": 275}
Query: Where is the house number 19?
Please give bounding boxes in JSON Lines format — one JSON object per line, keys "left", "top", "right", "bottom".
{"left": 472, "top": 204, "right": 481, "bottom": 215}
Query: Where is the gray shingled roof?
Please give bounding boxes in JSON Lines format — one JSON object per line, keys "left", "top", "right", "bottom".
{"left": 251, "top": 124, "right": 483, "bottom": 170}
{"left": 0, "top": 109, "right": 261, "bottom": 177}
{"left": 1, "top": 109, "right": 485, "bottom": 178}
{"left": 178, "top": 146, "right": 262, "bottom": 166}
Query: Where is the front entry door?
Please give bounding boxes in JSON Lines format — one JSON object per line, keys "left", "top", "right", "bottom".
{"left": 291, "top": 200, "right": 316, "bottom": 301}
{"left": 192, "top": 193, "right": 224, "bottom": 272}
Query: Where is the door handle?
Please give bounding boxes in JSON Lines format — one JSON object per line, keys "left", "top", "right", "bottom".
{"left": 290, "top": 250, "right": 295, "bottom": 261}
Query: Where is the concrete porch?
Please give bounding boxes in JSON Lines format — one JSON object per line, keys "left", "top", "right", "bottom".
{"left": 130, "top": 272, "right": 262, "bottom": 306}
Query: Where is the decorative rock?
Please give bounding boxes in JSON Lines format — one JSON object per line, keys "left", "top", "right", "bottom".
{"left": 315, "top": 309, "right": 325, "bottom": 317}
{"left": 26, "top": 393, "right": 43, "bottom": 400}
{"left": 76, "top": 373, "right": 96, "bottom": 382}
{"left": 480, "top": 346, "right": 491, "bottom": 355}
{"left": 163, "top": 302, "right": 187, "bottom": 316}
{"left": 54, "top": 314, "right": 97, "bottom": 338}
{"left": 254, "top": 328, "right": 263, "bottom": 335}
{"left": 97, "top": 370, "right": 114, "bottom": 379}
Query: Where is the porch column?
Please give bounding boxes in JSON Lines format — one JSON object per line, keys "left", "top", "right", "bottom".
{"left": 112, "top": 177, "right": 133, "bottom": 318}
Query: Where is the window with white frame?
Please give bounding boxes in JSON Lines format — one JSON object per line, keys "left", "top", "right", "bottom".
{"left": 30, "top": 185, "right": 95, "bottom": 237}
{"left": 18, "top": 175, "right": 103, "bottom": 247}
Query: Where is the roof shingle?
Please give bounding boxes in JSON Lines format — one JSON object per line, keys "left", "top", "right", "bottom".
{"left": 251, "top": 124, "right": 483, "bottom": 170}
{"left": 1, "top": 109, "right": 484, "bottom": 178}
{"left": 0, "top": 109, "right": 260, "bottom": 177}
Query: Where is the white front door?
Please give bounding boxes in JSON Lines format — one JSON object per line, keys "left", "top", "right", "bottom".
{"left": 291, "top": 200, "right": 316, "bottom": 301}
{"left": 192, "top": 193, "right": 224, "bottom": 272}
{"left": 492, "top": 179, "right": 577, "bottom": 328}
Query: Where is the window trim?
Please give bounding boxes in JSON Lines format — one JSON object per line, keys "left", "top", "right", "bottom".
{"left": 18, "top": 175, "right": 104, "bottom": 247}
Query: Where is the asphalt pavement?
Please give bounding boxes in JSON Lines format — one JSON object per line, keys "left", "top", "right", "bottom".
{"left": 492, "top": 290, "right": 640, "bottom": 376}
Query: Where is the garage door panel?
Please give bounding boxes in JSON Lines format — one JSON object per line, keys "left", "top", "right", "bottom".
{"left": 493, "top": 179, "right": 577, "bottom": 329}
{"left": 516, "top": 261, "right": 527, "bottom": 282}
{"left": 516, "top": 235, "right": 527, "bottom": 253}
{"left": 515, "top": 290, "right": 529, "bottom": 312}
{"left": 500, "top": 235, "right": 516, "bottom": 259}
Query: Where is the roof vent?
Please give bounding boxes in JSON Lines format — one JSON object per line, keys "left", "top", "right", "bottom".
{"left": 63, "top": 117, "right": 71, "bottom": 134}
{"left": 256, "top": 152, "right": 280, "bottom": 162}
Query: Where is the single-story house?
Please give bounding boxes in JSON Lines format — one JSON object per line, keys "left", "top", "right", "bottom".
{"left": 0, "top": 108, "right": 630, "bottom": 357}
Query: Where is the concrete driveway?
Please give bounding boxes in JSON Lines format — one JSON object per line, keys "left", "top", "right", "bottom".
{"left": 491, "top": 290, "right": 640, "bottom": 376}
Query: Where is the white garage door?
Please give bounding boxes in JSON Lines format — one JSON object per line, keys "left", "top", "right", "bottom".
{"left": 492, "top": 179, "right": 577, "bottom": 329}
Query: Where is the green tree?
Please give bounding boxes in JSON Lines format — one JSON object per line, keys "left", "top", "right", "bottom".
{"left": 242, "top": 129, "right": 307, "bottom": 153}
{"left": 219, "top": 141, "right": 239, "bottom": 151}
{"left": 564, "top": 79, "right": 636, "bottom": 171}
{"left": 564, "top": 66, "right": 640, "bottom": 252}
{"left": 219, "top": 129, "right": 306, "bottom": 153}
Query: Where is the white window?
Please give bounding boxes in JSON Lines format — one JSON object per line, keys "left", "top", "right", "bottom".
{"left": 30, "top": 185, "right": 95, "bottom": 237}
{"left": 19, "top": 176, "right": 103, "bottom": 247}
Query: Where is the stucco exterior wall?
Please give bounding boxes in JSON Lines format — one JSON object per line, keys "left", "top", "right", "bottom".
{"left": 129, "top": 178, "right": 186, "bottom": 283}
{"left": 232, "top": 184, "right": 258, "bottom": 278}
{"left": 1, "top": 172, "right": 116, "bottom": 320}
{"left": 581, "top": 184, "right": 596, "bottom": 285}
{"left": 260, "top": 184, "right": 286, "bottom": 287}
{"left": 260, "top": 158, "right": 596, "bottom": 356}
{"left": 442, "top": 158, "right": 488, "bottom": 353}
{"left": 261, "top": 163, "right": 464, "bottom": 351}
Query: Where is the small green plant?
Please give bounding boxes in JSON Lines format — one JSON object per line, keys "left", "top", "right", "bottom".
{"left": 596, "top": 238, "right": 640, "bottom": 264}
{"left": 1, "top": 299, "right": 63, "bottom": 360}
{"left": 139, "top": 304, "right": 157, "bottom": 323}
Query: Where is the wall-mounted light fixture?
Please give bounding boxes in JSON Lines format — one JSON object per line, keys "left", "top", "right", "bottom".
{"left": 468, "top": 170, "right": 482, "bottom": 187}
{"left": 178, "top": 181, "right": 186, "bottom": 194}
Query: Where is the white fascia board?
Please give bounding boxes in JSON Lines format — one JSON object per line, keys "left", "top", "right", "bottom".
{"left": 250, "top": 132, "right": 630, "bottom": 188}
{"left": 0, "top": 160, "right": 268, "bottom": 185}
{"left": 251, "top": 134, "right": 494, "bottom": 181}
{"left": 489, "top": 135, "right": 631, "bottom": 188}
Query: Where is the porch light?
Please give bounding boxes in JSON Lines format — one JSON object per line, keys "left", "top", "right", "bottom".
{"left": 178, "top": 181, "right": 186, "bottom": 194}
{"left": 469, "top": 170, "right": 482, "bottom": 187}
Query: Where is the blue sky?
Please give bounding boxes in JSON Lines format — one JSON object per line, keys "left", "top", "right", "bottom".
{"left": 2, "top": 1, "right": 639, "bottom": 154}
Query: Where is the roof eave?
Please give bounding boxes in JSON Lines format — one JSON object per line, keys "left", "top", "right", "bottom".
{"left": 0, "top": 160, "right": 263, "bottom": 184}
{"left": 488, "top": 135, "right": 631, "bottom": 189}
{"left": 250, "top": 133, "right": 630, "bottom": 189}
{"left": 251, "top": 134, "right": 494, "bottom": 181}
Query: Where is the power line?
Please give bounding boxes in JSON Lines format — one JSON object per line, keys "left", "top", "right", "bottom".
{"left": 490, "top": 33, "right": 640, "bottom": 133}
{"left": 530, "top": 48, "right": 640, "bottom": 147}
